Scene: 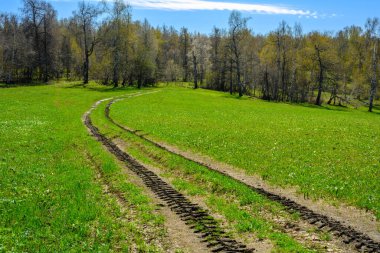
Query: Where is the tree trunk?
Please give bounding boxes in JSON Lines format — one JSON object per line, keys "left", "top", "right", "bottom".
{"left": 43, "top": 15, "right": 48, "bottom": 83}
{"left": 138, "top": 74, "right": 142, "bottom": 89}
{"left": 113, "top": 24, "right": 121, "bottom": 87}
{"left": 220, "top": 61, "right": 226, "bottom": 92}
{"left": 274, "top": 37, "right": 281, "bottom": 101}
{"left": 83, "top": 53, "right": 89, "bottom": 85}
{"left": 369, "top": 40, "right": 378, "bottom": 112}
{"left": 32, "top": 7, "right": 41, "bottom": 82}
{"left": 315, "top": 46, "right": 324, "bottom": 106}
{"left": 263, "top": 66, "right": 270, "bottom": 100}
{"left": 233, "top": 41, "right": 242, "bottom": 97}
{"left": 193, "top": 51, "right": 198, "bottom": 89}
{"left": 200, "top": 66, "right": 204, "bottom": 85}
{"left": 281, "top": 52, "right": 287, "bottom": 101}
{"left": 237, "top": 66, "right": 242, "bottom": 97}
{"left": 113, "top": 63, "right": 119, "bottom": 88}
{"left": 229, "top": 58, "right": 233, "bottom": 94}
{"left": 9, "top": 24, "right": 16, "bottom": 84}
{"left": 83, "top": 20, "right": 89, "bottom": 85}
{"left": 315, "top": 70, "right": 323, "bottom": 106}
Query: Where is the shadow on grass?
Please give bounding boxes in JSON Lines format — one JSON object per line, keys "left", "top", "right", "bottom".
{"left": 220, "top": 92, "right": 251, "bottom": 101}
{"left": 372, "top": 104, "right": 380, "bottom": 110}
{"left": 0, "top": 82, "right": 52, "bottom": 88}
{"left": 62, "top": 81, "right": 160, "bottom": 93}
{"left": 218, "top": 91, "right": 359, "bottom": 113}
{"left": 293, "top": 103, "right": 352, "bottom": 112}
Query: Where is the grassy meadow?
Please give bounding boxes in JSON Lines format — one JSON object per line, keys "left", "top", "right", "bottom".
{"left": 1, "top": 82, "right": 379, "bottom": 252}
{"left": 0, "top": 83, "right": 169, "bottom": 252}
{"left": 91, "top": 94, "right": 324, "bottom": 252}
{"left": 110, "top": 87, "right": 380, "bottom": 219}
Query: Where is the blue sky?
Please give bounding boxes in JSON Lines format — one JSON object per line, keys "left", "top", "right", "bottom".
{"left": 0, "top": 0, "right": 379, "bottom": 35}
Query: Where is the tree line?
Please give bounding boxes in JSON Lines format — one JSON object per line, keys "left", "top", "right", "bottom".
{"left": 0, "top": 0, "right": 379, "bottom": 111}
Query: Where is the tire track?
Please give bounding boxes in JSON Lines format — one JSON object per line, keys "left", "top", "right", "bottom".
{"left": 84, "top": 94, "right": 254, "bottom": 253}
{"left": 105, "top": 95, "right": 380, "bottom": 253}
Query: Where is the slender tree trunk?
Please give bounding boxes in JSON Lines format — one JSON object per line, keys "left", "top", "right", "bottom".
{"left": 233, "top": 40, "right": 242, "bottom": 97}
{"left": 193, "top": 51, "right": 198, "bottom": 89}
{"left": 113, "top": 66, "right": 119, "bottom": 87}
{"left": 229, "top": 57, "right": 233, "bottom": 94}
{"left": 220, "top": 60, "right": 226, "bottom": 91}
{"left": 83, "top": 20, "right": 89, "bottom": 85}
{"left": 237, "top": 62, "right": 242, "bottom": 97}
{"left": 289, "top": 66, "right": 297, "bottom": 102}
{"left": 113, "top": 56, "right": 119, "bottom": 88}
{"left": 181, "top": 29, "right": 189, "bottom": 82}
{"left": 43, "top": 15, "right": 48, "bottom": 83}
{"left": 315, "top": 46, "right": 324, "bottom": 106}
{"left": 281, "top": 52, "right": 287, "bottom": 101}
{"left": 327, "top": 95, "right": 333, "bottom": 105}
{"left": 9, "top": 24, "right": 16, "bottom": 83}
{"left": 263, "top": 66, "right": 270, "bottom": 100}
{"left": 184, "top": 45, "right": 189, "bottom": 82}
{"left": 32, "top": 7, "right": 42, "bottom": 82}
{"left": 113, "top": 21, "right": 121, "bottom": 87}
{"left": 274, "top": 37, "right": 281, "bottom": 101}
{"left": 113, "top": 42, "right": 120, "bottom": 87}
{"left": 137, "top": 73, "right": 142, "bottom": 89}
{"left": 121, "top": 77, "right": 126, "bottom": 87}
{"left": 315, "top": 69, "right": 323, "bottom": 106}
{"left": 200, "top": 66, "right": 204, "bottom": 85}
{"left": 84, "top": 53, "right": 89, "bottom": 85}
{"left": 369, "top": 40, "right": 378, "bottom": 112}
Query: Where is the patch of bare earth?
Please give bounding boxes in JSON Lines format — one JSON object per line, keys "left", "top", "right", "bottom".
{"left": 114, "top": 138, "right": 356, "bottom": 253}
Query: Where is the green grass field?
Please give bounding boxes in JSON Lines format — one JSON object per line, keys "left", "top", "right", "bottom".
{"left": 1, "top": 83, "right": 379, "bottom": 252}
{"left": 110, "top": 87, "right": 380, "bottom": 219}
{"left": 90, "top": 91, "right": 325, "bottom": 252}
{"left": 0, "top": 83, "right": 169, "bottom": 252}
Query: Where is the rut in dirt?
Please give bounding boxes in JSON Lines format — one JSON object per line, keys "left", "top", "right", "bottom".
{"left": 105, "top": 96, "right": 380, "bottom": 253}
{"left": 84, "top": 97, "right": 254, "bottom": 253}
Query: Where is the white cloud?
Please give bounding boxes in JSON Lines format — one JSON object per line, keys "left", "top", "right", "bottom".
{"left": 114, "top": 0, "right": 317, "bottom": 17}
